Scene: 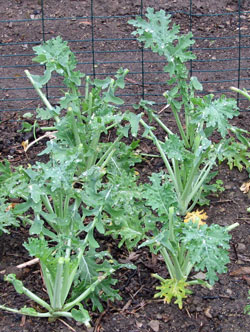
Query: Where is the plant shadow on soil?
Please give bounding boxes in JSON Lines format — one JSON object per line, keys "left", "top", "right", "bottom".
{"left": 0, "top": 0, "right": 250, "bottom": 331}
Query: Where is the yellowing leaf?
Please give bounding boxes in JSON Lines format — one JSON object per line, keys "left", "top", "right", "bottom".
{"left": 21, "top": 140, "right": 29, "bottom": 152}
{"left": 184, "top": 209, "right": 208, "bottom": 227}
{"left": 5, "top": 202, "right": 18, "bottom": 211}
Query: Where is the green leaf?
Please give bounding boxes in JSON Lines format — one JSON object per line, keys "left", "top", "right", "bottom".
{"left": 0, "top": 199, "right": 19, "bottom": 234}
{"left": 13, "top": 200, "right": 32, "bottom": 214}
{"left": 17, "top": 121, "right": 34, "bottom": 133}
{"left": 163, "top": 133, "right": 185, "bottom": 161}
{"left": 181, "top": 223, "right": 231, "bottom": 284}
{"left": 29, "top": 184, "right": 42, "bottom": 203}
{"left": 36, "top": 106, "right": 61, "bottom": 120}
{"left": 103, "top": 91, "right": 124, "bottom": 105}
{"left": 193, "top": 95, "right": 239, "bottom": 138}
{"left": 71, "top": 304, "right": 91, "bottom": 325}
{"left": 20, "top": 307, "right": 39, "bottom": 315}
{"left": 94, "top": 77, "right": 112, "bottom": 89}
{"left": 24, "top": 237, "right": 53, "bottom": 260}
{"left": 126, "top": 112, "right": 141, "bottom": 137}
{"left": 190, "top": 76, "right": 203, "bottom": 91}
{"left": 129, "top": 8, "right": 195, "bottom": 63}
{"left": 143, "top": 172, "right": 177, "bottom": 216}
{"left": 29, "top": 217, "right": 44, "bottom": 235}
{"left": 5, "top": 274, "right": 24, "bottom": 294}
{"left": 29, "top": 69, "right": 52, "bottom": 89}
{"left": 218, "top": 138, "right": 250, "bottom": 171}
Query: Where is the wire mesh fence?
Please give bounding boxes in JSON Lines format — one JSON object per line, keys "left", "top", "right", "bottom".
{"left": 0, "top": 0, "right": 249, "bottom": 114}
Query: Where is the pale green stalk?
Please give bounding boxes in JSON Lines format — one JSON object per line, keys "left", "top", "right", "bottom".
{"left": 24, "top": 70, "right": 60, "bottom": 124}
{"left": 170, "top": 103, "right": 189, "bottom": 148}
{"left": 0, "top": 305, "right": 52, "bottom": 317}
{"left": 150, "top": 112, "right": 174, "bottom": 136}
{"left": 230, "top": 87, "right": 250, "bottom": 101}
{"left": 63, "top": 273, "right": 109, "bottom": 312}
{"left": 52, "top": 257, "right": 64, "bottom": 309}
{"left": 96, "top": 134, "right": 123, "bottom": 168}
{"left": 86, "top": 132, "right": 101, "bottom": 170}
{"left": 139, "top": 118, "right": 179, "bottom": 191}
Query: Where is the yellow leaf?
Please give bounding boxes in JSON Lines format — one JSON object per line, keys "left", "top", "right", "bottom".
{"left": 21, "top": 140, "right": 29, "bottom": 152}
{"left": 184, "top": 209, "right": 208, "bottom": 227}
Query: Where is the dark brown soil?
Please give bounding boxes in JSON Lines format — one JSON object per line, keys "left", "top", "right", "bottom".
{"left": 0, "top": 1, "right": 250, "bottom": 332}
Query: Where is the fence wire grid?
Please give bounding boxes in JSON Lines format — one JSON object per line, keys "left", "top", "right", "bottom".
{"left": 0, "top": 0, "right": 250, "bottom": 114}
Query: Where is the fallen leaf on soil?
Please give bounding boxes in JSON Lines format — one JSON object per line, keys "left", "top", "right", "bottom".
{"left": 148, "top": 320, "right": 160, "bottom": 332}
{"left": 192, "top": 272, "right": 206, "bottom": 280}
{"left": 21, "top": 140, "right": 29, "bottom": 152}
{"left": 79, "top": 20, "right": 91, "bottom": 25}
{"left": 121, "top": 299, "right": 132, "bottom": 311}
{"left": 20, "top": 315, "right": 26, "bottom": 327}
{"left": 204, "top": 306, "right": 212, "bottom": 319}
{"left": 119, "top": 251, "right": 140, "bottom": 263}
{"left": 136, "top": 321, "right": 143, "bottom": 328}
{"left": 240, "top": 181, "right": 250, "bottom": 194}
{"left": 242, "top": 275, "right": 250, "bottom": 286}
{"left": 230, "top": 266, "right": 250, "bottom": 276}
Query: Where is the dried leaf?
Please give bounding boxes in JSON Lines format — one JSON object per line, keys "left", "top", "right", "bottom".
{"left": 242, "top": 275, "right": 250, "bottom": 286}
{"left": 230, "top": 266, "right": 250, "bottom": 276}
{"left": 240, "top": 181, "right": 250, "bottom": 194}
{"left": 119, "top": 251, "right": 140, "bottom": 263}
{"left": 5, "top": 202, "right": 18, "bottom": 211}
{"left": 136, "top": 321, "right": 143, "bottom": 328}
{"left": 148, "top": 320, "right": 160, "bottom": 332}
{"left": 204, "top": 306, "right": 212, "bottom": 319}
{"left": 79, "top": 20, "right": 91, "bottom": 25}
{"left": 21, "top": 140, "right": 29, "bottom": 152}
{"left": 192, "top": 272, "right": 206, "bottom": 280}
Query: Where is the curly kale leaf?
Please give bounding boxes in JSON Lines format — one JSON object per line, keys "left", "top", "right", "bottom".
{"left": 143, "top": 172, "right": 177, "bottom": 217}
{"left": 192, "top": 95, "right": 238, "bottom": 138}
{"left": 180, "top": 223, "right": 231, "bottom": 284}
{"left": 128, "top": 8, "right": 195, "bottom": 63}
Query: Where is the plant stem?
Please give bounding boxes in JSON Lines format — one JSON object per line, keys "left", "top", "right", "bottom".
{"left": 86, "top": 132, "right": 101, "bottom": 170}
{"left": 230, "top": 87, "right": 250, "bottom": 101}
{"left": 96, "top": 134, "right": 123, "bottom": 168}
{"left": 16, "top": 282, "right": 52, "bottom": 312}
{"left": 139, "top": 119, "right": 179, "bottom": 192}
{"left": 151, "top": 113, "right": 174, "bottom": 136}
{"left": 70, "top": 110, "right": 82, "bottom": 147}
{"left": 24, "top": 70, "right": 60, "bottom": 123}
{"left": 52, "top": 257, "right": 64, "bottom": 309}
{"left": 168, "top": 207, "right": 175, "bottom": 243}
{"left": 0, "top": 305, "right": 51, "bottom": 317}
{"left": 226, "top": 222, "right": 239, "bottom": 232}
{"left": 63, "top": 273, "right": 108, "bottom": 311}
{"left": 160, "top": 248, "right": 177, "bottom": 280}
{"left": 171, "top": 105, "right": 189, "bottom": 148}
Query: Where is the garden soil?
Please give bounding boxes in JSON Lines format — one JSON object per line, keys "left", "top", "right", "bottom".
{"left": 0, "top": 1, "right": 250, "bottom": 332}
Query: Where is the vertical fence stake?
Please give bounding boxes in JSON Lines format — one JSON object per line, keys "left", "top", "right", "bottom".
{"left": 140, "top": 0, "right": 145, "bottom": 100}
{"left": 90, "top": 0, "right": 96, "bottom": 79}
{"left": 237, "top": 0, "right": 242, "bottom": 108}
{"left": 41, "top": 0, "right": 49, "bottom": 100}
{"left": 189, "top": 0, "right": 193, "bottom": 77}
